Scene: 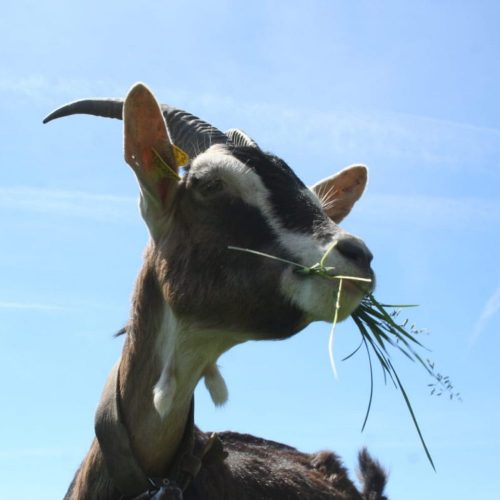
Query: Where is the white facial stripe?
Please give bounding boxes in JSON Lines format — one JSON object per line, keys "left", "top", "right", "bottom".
{"left": 193, "top": 147, "right": 344, "bottom": 268}
{"left": 192, "top": 146, "right": 365, "bottom": 322}
{"left": 192, "top": 146, "right": 273, "bottom": 216}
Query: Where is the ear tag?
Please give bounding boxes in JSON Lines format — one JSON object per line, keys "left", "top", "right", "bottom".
{"left": 151, "top": 144, "right": 189, "bottom": 181}
{"left": 152, "top": 148, "right": 181, "bottom": 181}
{"left": 172, "top": 144, "right": 190, "bottom": 166}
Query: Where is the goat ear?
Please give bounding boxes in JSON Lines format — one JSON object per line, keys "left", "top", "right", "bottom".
{"left": 311, "top": 165, "right": 367, "bottom": 223}
{"left": 123, "top": 83, "right": 180, "bottom": 235}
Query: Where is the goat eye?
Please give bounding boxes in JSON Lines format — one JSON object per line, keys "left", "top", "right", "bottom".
{"left": 198, "top": 179, "right": 225, "bottom": 197}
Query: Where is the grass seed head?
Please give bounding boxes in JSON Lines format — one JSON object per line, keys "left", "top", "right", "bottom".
{"left": 228, "top": 244, "right": 460, "bottom": 470}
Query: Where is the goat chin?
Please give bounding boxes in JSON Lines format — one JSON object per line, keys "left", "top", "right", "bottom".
{"left": 283, "top": 272, "right": 368, "bottom": 325}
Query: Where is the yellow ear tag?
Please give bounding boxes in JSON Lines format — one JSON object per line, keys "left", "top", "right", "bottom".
{"left": 172, "top": 144, "right": 190, "bottom": 166}
{"left": 151, "top": 144, "right": 189, "bottom": 181}
{"left": 151, "top": 148, "right": 181, "bottom": 181}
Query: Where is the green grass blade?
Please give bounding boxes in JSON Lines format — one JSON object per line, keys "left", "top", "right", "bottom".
{"left": 341, "top": 338, "right": 364, "bottom": 362}
{"left": 360, "top": 334, "right": 374, "bottom": 432}
{"left": 319, "top": 240, "right": 338, "bottom": 269}
{"left": 367, "top": 294, "right": 427, "bottom": 348}
{"left": 227, "top": 246, "right": 306, "bottom": 270}
{"left": 387, "top": 358, "right": 436, "bottom": 471}
{"left": 353, "top": 317, "right": 397, "bottom": 388}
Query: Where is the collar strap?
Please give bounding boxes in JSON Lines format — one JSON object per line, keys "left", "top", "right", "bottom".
{"left": 94, "top": 363, "right": 198, "bottom": 498}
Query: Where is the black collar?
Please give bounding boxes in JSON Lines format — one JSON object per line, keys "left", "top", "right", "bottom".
{"left": 94, "top": 363, "right": 219, "bottom": 499}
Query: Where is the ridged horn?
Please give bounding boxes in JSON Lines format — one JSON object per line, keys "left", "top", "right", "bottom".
{"left": 43, "top": 98, "right": 229, "bottom": 159}
{"left": 225, "top": 128, "right": 260, "bottom": 149}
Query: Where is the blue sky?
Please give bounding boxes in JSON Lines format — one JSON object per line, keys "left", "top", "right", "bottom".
{"left": 1, "top": 1, "right": 499, "bottom": 498}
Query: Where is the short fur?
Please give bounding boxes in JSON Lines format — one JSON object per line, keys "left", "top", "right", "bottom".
{"left": 59, "top": 84, "right": 387, "bottom": 500}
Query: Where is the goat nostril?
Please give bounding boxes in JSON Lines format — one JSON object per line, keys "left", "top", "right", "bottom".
{"left": 336, "top": 238, "right": 373, "bottom": 267}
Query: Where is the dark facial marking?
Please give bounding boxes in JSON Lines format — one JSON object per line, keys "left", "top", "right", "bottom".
{"left": 156, "top": 172, "right": 307, "bottom": 338}
{"left": 228, "top": 146, "right": 327, "bottom": 234}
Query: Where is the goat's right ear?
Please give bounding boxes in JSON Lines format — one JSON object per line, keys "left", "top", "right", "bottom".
{"left": 123, "top": 83, "right": 180, "bottom": 237}
{"left": 311, "top": 165, "right": 367, "bottom": 223}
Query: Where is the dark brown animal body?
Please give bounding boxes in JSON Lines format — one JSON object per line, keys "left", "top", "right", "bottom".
{"left": 188, "top": 432, "right": 386, "bottom": 500}
{"left": 66, "top": 430, "right": 386, "bottom": 499}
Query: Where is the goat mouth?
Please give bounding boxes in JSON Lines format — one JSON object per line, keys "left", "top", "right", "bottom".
{"left": 328, "top": 282, "right": 370, "bottom": 323}
{"left": 327, "top": 271, "right": 375, "bottom": 318}
{"left": 341, "top": 278, "right": 372, "bottom": 300}
{"left": 317, "top": 268, "right": 375, "bottom": 294}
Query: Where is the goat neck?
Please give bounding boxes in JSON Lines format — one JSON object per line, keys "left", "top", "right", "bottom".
{"left": 117, "top": 246, "right": 230, "bottom": 476}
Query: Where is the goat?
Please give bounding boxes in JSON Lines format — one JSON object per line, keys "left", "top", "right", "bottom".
{"left": 45, "top": 83, "right": 388, "bottom": 499}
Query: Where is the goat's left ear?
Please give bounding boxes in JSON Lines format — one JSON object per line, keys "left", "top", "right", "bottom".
{"left": 124, "top": 83, "right": 180, "bottom": 237}
{"left": 311, "top": 165, "right": 367, "bottom": 223}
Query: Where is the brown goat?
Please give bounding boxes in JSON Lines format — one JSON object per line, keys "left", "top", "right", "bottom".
{"left": 46, "top": 83, "right": 388, "bottom": 499}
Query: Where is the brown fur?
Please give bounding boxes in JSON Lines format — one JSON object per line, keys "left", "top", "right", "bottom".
{"left": 64, "top": 244, "right": 387, "bottom": 500}
{"left": 63, "top": 84, "right": 387, "bottom": 499}
{"left": 187, "top": 430, "right": 365, "bottom": 500}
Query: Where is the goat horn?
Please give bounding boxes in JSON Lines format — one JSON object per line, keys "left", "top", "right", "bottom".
{"left": 43, "top": 98, "right": 229, "bottom": 159}
{"left": 225, "top": 128, "right": 260, "bottom": 149}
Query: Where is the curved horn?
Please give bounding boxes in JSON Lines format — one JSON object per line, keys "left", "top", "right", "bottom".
{"left": 163, "top": 106, "right": 228, "bottom": 158}
{"left": 43, "top": 98, "right": 229, "bottom": 159}
{"left": 42, "top": 99, "right": 124, "bottom": 124}
{"left": 225, "top": 128, "right": 260, "bottom": 149}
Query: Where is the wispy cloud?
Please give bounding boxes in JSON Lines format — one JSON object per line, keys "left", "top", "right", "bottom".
{"left": 0, "top": 74, "right": 124, "bottom": 104}
{"left": 358, "top": 193, "right": 500, "bottom": 228}
{"left": 0, "top": 186, "right": 137, "bottom": 222}
{"left": 470, "top": 284, "right": 500, "bottom": 347}
{"left": 4, "top": 73, "right": 500, "bottom": 175}
{"left": 0, "top": 74, "right": 190, "bottom": 111}
{"left": 0, "top": 447, "right": 65, "bottom": 459}
{"left": 306, "top": 108, "right": 500, "bottom": 169}
{"left": 185, "top": 93, "right": 500, "bottom": 173}
{"left": 0, "top": 301, "right": 66, "bottom": 311}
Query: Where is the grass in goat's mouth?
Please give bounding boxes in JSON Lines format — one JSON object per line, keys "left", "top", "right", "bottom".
{"left": 228, "top": 244, "right": 460, "bottom": 471}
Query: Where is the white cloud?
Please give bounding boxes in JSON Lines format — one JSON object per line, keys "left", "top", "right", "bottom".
{"left": 0, "top": 186, "right": 137, "bottom": 222}
{"left": 0, "top": 74, "right": 123, "bottom": 104}
{"left": 357, "top": 193, "right": 500, "bottom": 228}
{"left": 0, "top": 301, "right": 65, "bottom": 311}
{"left": 470, "top": 284, "right": 500, "bottom": 346}
{"left": 0, "top": 447, "right": 65, "bottom": 459}
{"left": 183, "top": 94, "right": 500, "bottom": 174}
{"left": 4, "top": 73, "right": 500, "bottom": 175}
